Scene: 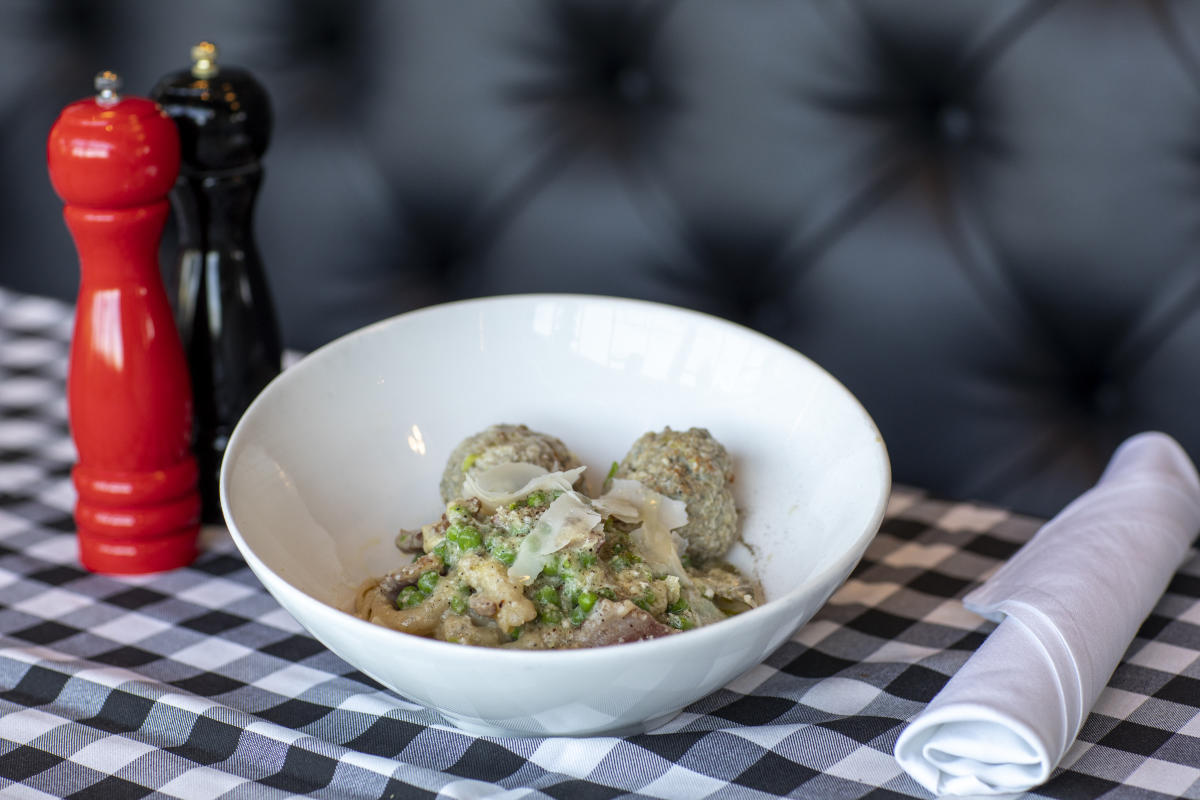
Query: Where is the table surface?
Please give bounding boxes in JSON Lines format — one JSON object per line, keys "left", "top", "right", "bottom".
{"left": 1, "top": 286, "right": 1198, "bottom": 800}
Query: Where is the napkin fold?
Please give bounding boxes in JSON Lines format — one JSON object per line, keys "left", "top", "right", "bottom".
{"left": 894, "top": 432, "right": 1200, "bottom": 797}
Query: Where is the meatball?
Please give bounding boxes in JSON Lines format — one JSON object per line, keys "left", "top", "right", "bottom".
{"left": 440, "top": 424, "right": 581, "bottom": 503}
{"left": 616, "top": 427, "right": 737, "bottom": 562}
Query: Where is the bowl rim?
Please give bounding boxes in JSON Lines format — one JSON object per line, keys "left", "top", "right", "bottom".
{"left": 220, "top": 292, "right": 892, "bottom": 663}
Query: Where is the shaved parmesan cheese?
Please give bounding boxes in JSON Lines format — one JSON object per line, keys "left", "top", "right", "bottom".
{"left": 508, "top": 492, "right": 601, "bottom": 585}
{"left": 596, "top": 479, "right": 690, "bottom": 580}
{"left": 464, "top": 463, "right": 587, "bottom": 511}
{"left": 594, "top": 479, "right": 687, "bottom": 528}
{"left": 631, "top": 524, "right": 689, "bottom": 581}
{"left": 590, "top": 478, "right": 643, "bottom": 522}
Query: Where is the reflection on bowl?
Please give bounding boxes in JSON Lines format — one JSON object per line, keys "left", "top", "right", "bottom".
{"left": 221, "top": 294, "right": 890, "bottom": 737}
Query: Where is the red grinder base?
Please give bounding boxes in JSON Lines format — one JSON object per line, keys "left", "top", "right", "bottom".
{"left": 78, "top": 528, "right": 199, "bottom": 574}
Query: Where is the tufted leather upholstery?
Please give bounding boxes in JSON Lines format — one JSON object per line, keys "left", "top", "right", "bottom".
{"left": 6, "top": 0, "right": 1200, "bottom": 517}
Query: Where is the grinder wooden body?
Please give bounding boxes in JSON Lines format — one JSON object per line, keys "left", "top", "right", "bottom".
{"left": 152, "top": 43, "right": 282, "bottom": 524}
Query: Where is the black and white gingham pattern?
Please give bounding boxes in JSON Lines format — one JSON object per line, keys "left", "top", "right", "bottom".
{"left": 1, "top": 286, "right": 1198, "bottom": 799}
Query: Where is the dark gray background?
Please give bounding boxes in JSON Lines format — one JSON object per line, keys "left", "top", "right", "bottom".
{"left": 6, "top": 0, "right": 1200, "bottom": 517}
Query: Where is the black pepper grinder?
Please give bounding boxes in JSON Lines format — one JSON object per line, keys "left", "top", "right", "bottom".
{"left": 152, "top": 42, "right": 282, "bottom": 524}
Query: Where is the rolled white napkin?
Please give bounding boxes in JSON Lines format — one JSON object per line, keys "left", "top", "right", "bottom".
{"left": 894, "top": 431, "right": 1200, "bottom": 796}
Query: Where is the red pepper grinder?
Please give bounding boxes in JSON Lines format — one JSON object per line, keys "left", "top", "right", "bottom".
{"left": 47, "top": 71, "right": 201, "bottom": 573}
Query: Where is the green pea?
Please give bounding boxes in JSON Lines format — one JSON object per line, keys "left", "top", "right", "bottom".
{"left": 668, "top": 613, "right": 695, "bottom": 631}
{"left": 578, "top": 551, "right": 597, "bottom": 569}
{"left": 487, "top": 539, "right": 516, "bottom": 567}
{"left": 576, "top": 591, "right": 598, "bottom": 613}
{"left": 433, "top": 539, "right": 459, "bottom": 568}
{"left": 396, "top": 586, "right": 422, "bottom": 609}
{"left": 668, "top": 597, "right": 689, "bottom": 614}
{"left": 539, "top": 607, "right": 562, "bottom": 625}
{"left": 449, "top": 592, "right": 468, "bottom": 615}
{"left": 526, "top": 490, "right": 548, "bottom": 507}
{"left": 597, "top": 587, "right": 618, "bottom": 601}
{"left": 542, "top": 556, "right": 560, "bottom": 577}
{"left": 449, "top": 524, "right": 482, "bottom": 550}
{"left": 569, "top": 605, "right": 588, "bottom": 626}
{"left": 417, "top": 571, "right": 439, "bottom": 596}
{"left": 535, "top": 585, "right": 559, "bottom": 607}
{"left": 509, "top": 626, "right": 523, "bottom": 641}
{"left": 633, "top": 590, "right": 656, "bottom": 612}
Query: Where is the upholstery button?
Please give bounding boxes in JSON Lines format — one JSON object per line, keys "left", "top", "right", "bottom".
{"left": 616, "top": 68, "right": 651, "bottom": 105}
{"left": 938, "top": 105, "right": 972, "bottom": 144}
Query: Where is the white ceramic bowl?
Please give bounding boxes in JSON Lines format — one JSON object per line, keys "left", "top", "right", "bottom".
{"left": 221, "top": 294, "right": 890, "bottom": 737}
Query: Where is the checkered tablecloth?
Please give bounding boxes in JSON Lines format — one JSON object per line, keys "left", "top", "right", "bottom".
{"left": 1, "top": 286, "right": 1198, "bottom": 800}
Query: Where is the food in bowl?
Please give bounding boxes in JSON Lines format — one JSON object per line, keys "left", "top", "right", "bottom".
{"left": 221, "top": 294, "right": 891, "bottom": 736}
{"left": 354, "top": 423, "right": 763, "bottom": 648}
